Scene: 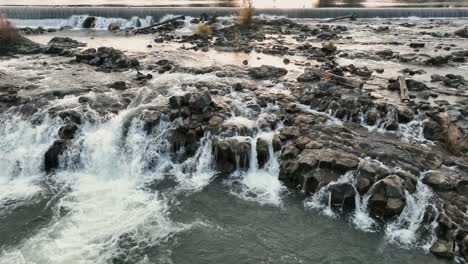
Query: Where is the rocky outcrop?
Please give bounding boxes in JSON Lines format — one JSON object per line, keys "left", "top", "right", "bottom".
{"left": 369, "top": 175, "right": 406, "bottom": 218}
{"left": 75, "top": 47, "right": 139, "bottom": 71}
{"left": 44, "top": 140, "right": 67, "bottom": 173}
{"left": 213, "top": 138, "right": 251, "bottom": 174}
{"left": 329, "top": 183, "right": 356, "bottom": 210}
{"left": 248, "top": 65, "right": 288, "bottom": 80}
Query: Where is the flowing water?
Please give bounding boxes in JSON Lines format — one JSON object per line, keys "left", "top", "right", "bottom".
{"left": 0, "top": 53, "right": 452, "bottom": 263}
{"left": 0, "top": 8, "right": 466, "bottom": 264}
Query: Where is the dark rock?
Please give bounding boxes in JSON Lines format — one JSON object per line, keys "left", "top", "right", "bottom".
{"left": 409, "top": 43, "right": 425, "bottom": 48}
{"left": 44, "top": 140, "right": 67, "bottom": 173}
{"left": 455, "top": 27, "right": 468, "bottom": 38}
{"left": 297, "top": 72, "right": 320, "bottom": 83}
{"left": 272, "top": 134, "right": 282, "bottom": 152}
{"left": 108, "top": 23, "right": 120, "bottom": 31}
{"left": 109, "top": 81, "right": 128, "bottom": 90}
{"left": 423, "top": 120, "right": 445, "bottom": 142}
{"left": 422, "top": 172, "right": 455, "bottom": 191}
{"left": 256, "top": 138, "right": 270, "bottom": 168}
{"left": 280, "top": 145, "right": 300, "bottom": 160}
{"left": 82, "top": 17, "right": 96, "bottom": 28}
{"left": 369, "top": 175, "right": 406, "bottom": 218}
{"left": 214, "top": 138, "right": 251, "bottom": 174}
{"left": 189, "top": 91, "right": 213, "bottom": 113}
{"left": 58, "top": 124, "right": 78, "bottom": 140}
{"left": 248, "top": 65, "right": 287, "bottom": 80}
{"left": 425, "top": 56, "right": 449, "bottom": 66}
{"left": 329, "top": 183, "right": 356, "bottom": 210}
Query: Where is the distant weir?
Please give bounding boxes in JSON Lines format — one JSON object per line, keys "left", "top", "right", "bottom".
{"left": 1, "top": 7, "right": 468, "bottom": 20}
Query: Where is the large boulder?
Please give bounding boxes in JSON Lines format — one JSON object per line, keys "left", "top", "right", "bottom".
{"left": 248, "top": 65, "right": 288, "bottom": 80}
{"left": 58, "top": 124, "right": 78, "bottom": 140}
{"left": 75, "top": 47, "right": 139, "bottom": 70}
{"left": 302, "top": 148, "right": 360, "bottom": 172}
{"left": 44, "top": 140, "right": 67, "bottom": 173}
{"left": 279, "top": 149, "right": 318, "bottom": 191}
{"left": 329, "top": 183, "right": 356, "bottom": 210}
{"left": 213, "top": 138, "right": 251, "bottom": 174}
{"left": 369, "top": 175, "right": 406, "bottom": 218}
{"left": 82, "top": 16, "right": 96, "bottom": 28}
{"left": 455, "top": 27, "right": 468, "bottom": 38}
{"left": 188, "top": 91, "right": 213, "bottom": 113}
{"left": 256, "top": 138, "right": 270, "bottom": 168}
{"left": 422, "top": 171, "right": 455, "bottom": 191}
{"left": 429, "top": 240, "right": 454, "bottom": 259}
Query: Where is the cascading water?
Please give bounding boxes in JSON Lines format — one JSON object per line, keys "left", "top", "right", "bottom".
{"left": 236, "top": 131, "right": 284, "bottom": 205}
{"left": 0, "top": 108, "right": 194, "bottom": 263}
{"left": 385, "top": 177, "right": 438, "bottom": 249}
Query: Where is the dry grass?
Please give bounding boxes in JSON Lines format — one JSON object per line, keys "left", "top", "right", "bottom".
{"left": 239, "top": 0, "right": 254, "bottom": 26}
{"left": 196, "top": 23, "right": 213, "bottom": 37}
{"left": 442, "top": 113, "right": 467, "bottom": 155}
{"left": 0, "top": 14, "right": 20, "bottom": 44}
{"left": 321, "top": 41, "right": 337, "bottom": 53}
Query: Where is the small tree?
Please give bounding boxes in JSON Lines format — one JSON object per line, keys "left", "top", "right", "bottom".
{"left": 0, "top": 14, "right": 20, "bottom": 45}
{"left": 196, "top": 23, "right": 213, "bottom": 37}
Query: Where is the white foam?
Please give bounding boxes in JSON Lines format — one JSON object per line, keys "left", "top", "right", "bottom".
{"left": 385, "top": 179, "right": 436, "bottom": 248}
{"left": 0, "top": 115, "right": 58, "bottom": 206}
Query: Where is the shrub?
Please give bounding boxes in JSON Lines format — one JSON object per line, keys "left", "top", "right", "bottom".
{"left": 0, "top": 14, "right": 20, "bottom": 44}
{"left": 239, "top": 0, "right": 254, "bottom": 26}
{"left": 321, "top": 40, "right": 337, "bottom": 53}
{"left": 196, "top": 23, "right": 213, "bottom": 37}
{"left": 442, "top": 113, "right": 467, "bottom": 155}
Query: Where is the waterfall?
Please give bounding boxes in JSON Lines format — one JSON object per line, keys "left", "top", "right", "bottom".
{"left": 227, "top": 131, "right": 284, "bottom": 206}
{"left": 0, "top": 107, "right": 209, "bottom": 263}
{"left": 2, "top": 7, "right": 468, "bottom": 21}
{"left": 385, "top": 179, "right": 437, "bottom": 248}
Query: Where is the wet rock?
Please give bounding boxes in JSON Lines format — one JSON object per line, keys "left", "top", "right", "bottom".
{"left": 376, "top": 49, "right": 395, "bottom": 59}
{"left": 422, "top": 171, "right": 455, "bottom": 191}
{"left": 369, "top": 175, "right": 406, "bottom": 218}
{"left": 256, "top": 138, "right": 270, "bottom": 168}
{"left": 248, "top": 65, "right": 287, "bottom": 80}
{"left": 58, "top": 124, "right": 78, "bottom": 140}
{"left": 82, "top": 17, "right": 96, "bottom": 28}
{"left": 44, "top": 140, "right": 67, "bottom": 173}
{"left": 57, "top": 110, "right": 82, "bottom": 124}
{"left": 108, "top": 23, "right": 121, "bottom": 31}
{"left": 280, "top": 127, "right": 300, "bottom": 140}
{"left": 355, "top": 176, "right": 372, "bottom": 195}
{"left": 423, "top": 120, "right": 445, "bottom": 142}
{"left": 0, "top": 36, "right": 43, "bottom": 55}
{"left": 430, "top": 240, "right": 454, "bottom": 259}
{"left": 214, "top": 138, "right": 251, "bottom": 174}
{"left": 301, "top": 148, "right": 359, "bottom": 172}
{"left": 109, "top": 81, "right": 128, "bottom": 90}
{"left": 455, "top": 27, "right": 468, "bottom": 38}
{"left": 425, "top": 56, "right": 449, "bottom": 66}
{"left": 297, "top": 72, "right": 320, "bottom": 83}
{"left": 460, "top": 235, "right": 468, "bottom": 259}
{"left": 75, "top": 47, "right": 139, "bottom": 70}
{"left": 272, "top": 134, "right": 282, "bottom": 152}
{"left": 329, "top": 183, "right": 356, "bottom": 210}
{"left": 208, "top": 116, "right": 224, "bottom": 127}
{"left": 409, "top": 43, "right": 425, "bottom": 48}
{"left": 279, "top": 149, "right": 319, "bottom": 191}
{"left": 281, "top": 145, "right": 300, "bottom": 160}
{"left": 189, "top": 91, "right": 213, "bottom": 113}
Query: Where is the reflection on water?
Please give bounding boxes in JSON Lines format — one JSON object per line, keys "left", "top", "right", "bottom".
{"left": 1, "top": 0, "right": 467, "bottom": 8}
